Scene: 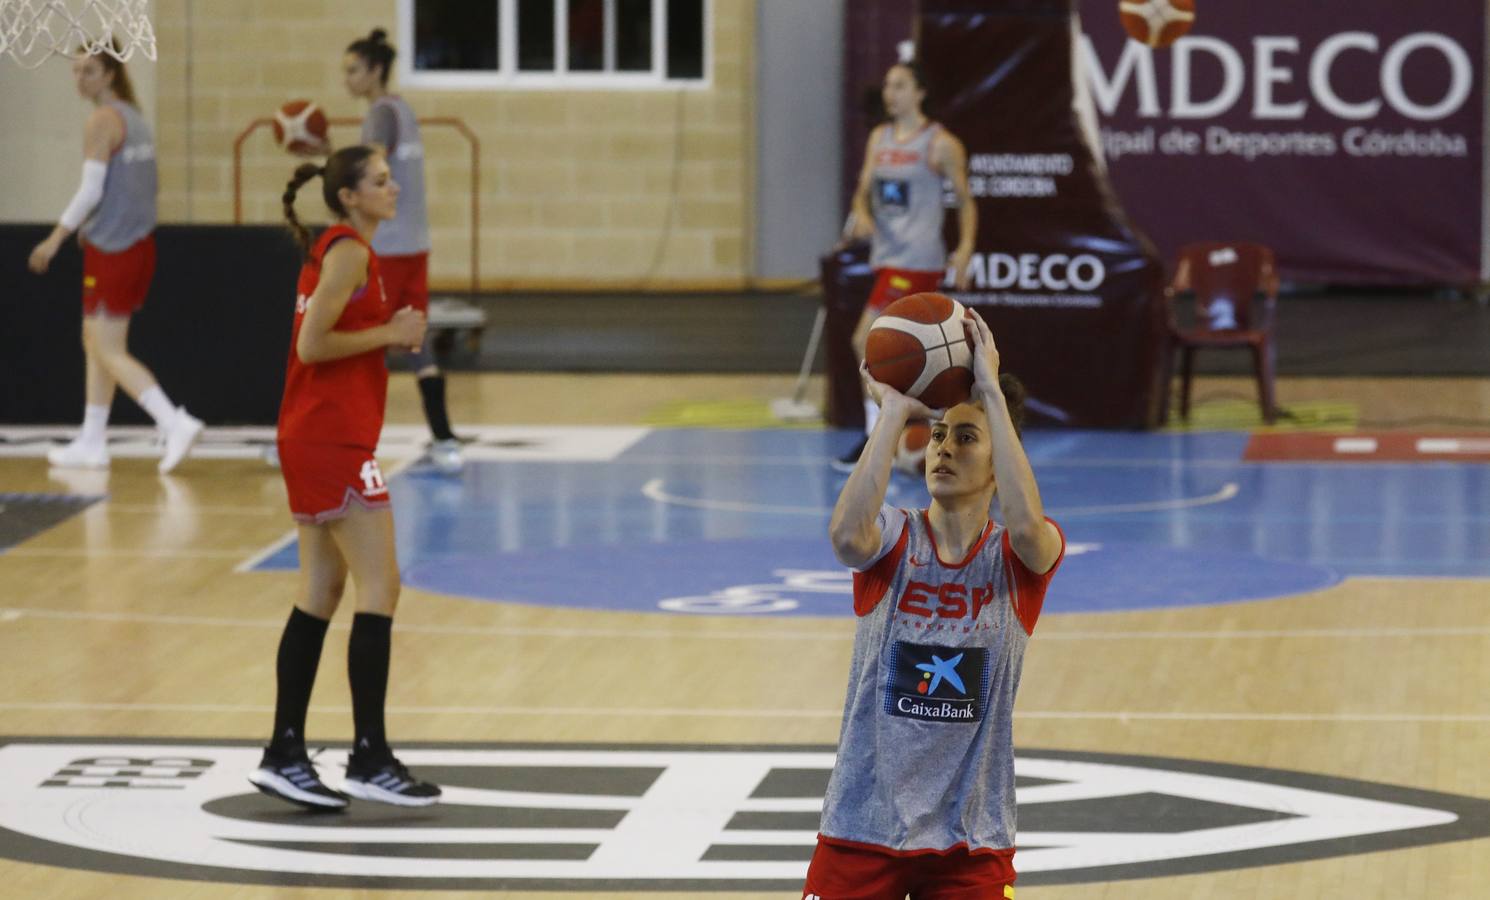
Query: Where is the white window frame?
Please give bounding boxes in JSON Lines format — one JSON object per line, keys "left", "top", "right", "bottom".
{"left": 396, "top": 0, "right": 712, "bottom": 91}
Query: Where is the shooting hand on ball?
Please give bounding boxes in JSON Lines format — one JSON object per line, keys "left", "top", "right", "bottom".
{"left": 861, "top": 362, "right": 942, "bottom": 423}
{"left": 963, "top": 313, "right": 1001, "bottom": 394}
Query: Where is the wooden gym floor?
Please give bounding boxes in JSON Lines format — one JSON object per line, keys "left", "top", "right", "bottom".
{"left": 0, "top": 373, "right": 1487, "bottom": 898}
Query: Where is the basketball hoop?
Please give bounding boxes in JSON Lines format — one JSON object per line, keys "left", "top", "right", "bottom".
{"left": 0, "top": 0, "right": 156, "bottom": 68}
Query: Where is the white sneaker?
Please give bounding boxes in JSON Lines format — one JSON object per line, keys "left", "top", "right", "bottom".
{"left": 47, "top": 438, "right": 110, "bottom": 469}
{"left": 158, "top": 407, "right": 204, "bottom": 474}
{"left": 262, "top": 444, "right": 280, "bottom": 469}
{"left": 428, "top": 439, "right": 464, "bottom": 474}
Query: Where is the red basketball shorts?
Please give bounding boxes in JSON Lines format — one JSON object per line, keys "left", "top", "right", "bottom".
{"left": 866, "top": 267, "right": 945, "bottom": 315}
{"left": 278, "top": 441, "right": 391, "bottom": 525}
{"left": 82, "top": 234, "right": 156, "bottom": 317}
{"left": 378, "top": 252, "right": 429, "bottom": 313}
{"left": 803, "top": 838, "right": 1015, "bottom": 900}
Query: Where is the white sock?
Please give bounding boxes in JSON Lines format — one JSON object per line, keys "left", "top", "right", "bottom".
{"left": 864, "top": 399, "right": 879, "bottom": 436}
{"left": 137, "top": 385, "right": 176, "bottom": 428}
{"left": 80, "top": 404, "right": 110, "bottom": 447}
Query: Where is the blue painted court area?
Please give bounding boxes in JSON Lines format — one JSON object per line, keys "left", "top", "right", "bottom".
{"left": 250, "top": 428, "right": 1490, "bottom": 616}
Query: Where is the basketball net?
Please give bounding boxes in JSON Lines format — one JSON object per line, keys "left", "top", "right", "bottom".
{"left": 0, "top": 0, "right": 156, "bottom": 68}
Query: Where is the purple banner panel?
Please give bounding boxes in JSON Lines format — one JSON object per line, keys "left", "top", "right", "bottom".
{"left": 919, "top": 0, "right": 1167, "bottom": 429}
{"left": 1080, "top": 0, "right": 1485, "bottom": 285}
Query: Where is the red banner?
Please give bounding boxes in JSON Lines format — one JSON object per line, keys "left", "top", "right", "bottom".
{"left": 918, "top": 0, "right": 1167, "bottom": 428}
{"left": 1080, "top": 0, "right": 1485, "bottom": 285}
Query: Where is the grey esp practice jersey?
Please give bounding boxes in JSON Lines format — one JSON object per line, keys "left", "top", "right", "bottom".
{"left": 820, "top": 506, "right": 1063, "bottom": 857}
{"left": 362, "top": 95, "right": 430, "bottom": 256}
{"left": 81, "top": 99, "right": 156, "bottom": 253}
{"left": 868, "top": 122, "right": 950, "bottom": 273}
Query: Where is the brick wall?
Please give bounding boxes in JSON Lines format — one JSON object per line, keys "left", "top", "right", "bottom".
{"left": 152, "top": 0, "right": 755, "bottom": 290}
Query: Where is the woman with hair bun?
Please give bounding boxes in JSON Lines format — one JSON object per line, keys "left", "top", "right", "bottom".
{"left": 343, "top": 27, "right": 465, "bottom": 474}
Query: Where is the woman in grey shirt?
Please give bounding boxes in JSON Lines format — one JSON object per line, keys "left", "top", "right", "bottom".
{"left": 343, "top": 28, "right": 464, "bottom": 474}
{"left": 26, "top": 49, "right": 203, "bottom": 474}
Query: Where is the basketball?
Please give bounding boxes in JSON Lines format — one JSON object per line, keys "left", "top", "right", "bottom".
{"left": 895, "top": 421, "right": 932, "bottom": 475}
{"left": 1119, "top": 0, "right": 1195, "bottom": 48}
{"left": 865, "top": 292, "right": 975, "bottom": 409}
{"left": 271, "top": 99, "right": 329, "bottom": 155}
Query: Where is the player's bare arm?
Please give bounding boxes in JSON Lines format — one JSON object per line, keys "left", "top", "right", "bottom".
{"left": 296, "top": 241, "right": 424, "bottom": 363}
{"left": 27, "top": 107, "right": 124, "bottom": 274}
{"left": 936, "top": 132, "right": 977, "bottom": 291}
{"left": 847, "top": 127, "right": 884, "bottom": 242}
{"left": 830, "top": 367, "right": 941, "bottom": 568}
{"left": 966, "top": 315, "right": 1061, "bottom": 573}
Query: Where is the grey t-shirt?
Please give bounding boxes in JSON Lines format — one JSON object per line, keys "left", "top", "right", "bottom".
{"left": 821, "top": 505, "right": 1063, "bottom": 857}
{"left": 868, "top": 122, "right": 950, "bottom": 273}
{"left": 361, "top": 95, "right": 429, "bottom": 256}
{"left": 81, "top": 99, "right": 156, "bottom": 252}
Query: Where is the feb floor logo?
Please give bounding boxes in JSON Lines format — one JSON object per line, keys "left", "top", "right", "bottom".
{"left": 1, "top": 739, "right": 1488, "bottom": 890}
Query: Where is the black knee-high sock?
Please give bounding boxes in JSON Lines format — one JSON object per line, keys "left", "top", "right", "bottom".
{"left": 268, "top": 607, "right": 330, "bottom": 757}
{"left": 417, "top": 374, "right": 456, "bottom": 442}
{"left": 348, "top": 612, "right": 393, "bottom": 762}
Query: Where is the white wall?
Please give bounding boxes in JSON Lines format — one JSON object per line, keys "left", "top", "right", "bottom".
{"left": 0, "top": 54, "right": 158, "bottom": 223}
{"left": 754, "top": 0, "right": 844, "bottom": 281}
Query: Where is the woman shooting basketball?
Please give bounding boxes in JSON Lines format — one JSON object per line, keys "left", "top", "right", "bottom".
{"left": 248, "top": 146, "right": 441, "bottom": 810}
{"left": 805, "top": 315, "right": 1063, "bottom": 898}
{"left": 26, "top": 50, "right": 203, "bottom": 473}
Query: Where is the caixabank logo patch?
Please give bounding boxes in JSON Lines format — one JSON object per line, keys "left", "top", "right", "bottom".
{"left": 2, "top": 738, "right": 1488, "bottom": 890}
{"left": 886, "top": 642, "right": 989, "bottom": 723}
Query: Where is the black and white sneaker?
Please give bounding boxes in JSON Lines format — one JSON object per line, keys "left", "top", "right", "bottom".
{"left": 830, "top": 435, "right": 869, "bottom": 473}
{"left": 342, "top": 755, "right": 442, "bottom": 807}
{"left": 248, "top": 751, "right": 349, "bottom": 810}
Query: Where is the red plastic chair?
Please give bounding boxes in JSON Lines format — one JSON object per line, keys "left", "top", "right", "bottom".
{"left": 1161, "top": 242, "right": 1281, "bottom": 425}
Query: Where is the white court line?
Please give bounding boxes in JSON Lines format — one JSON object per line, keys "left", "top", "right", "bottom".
{"left": 642, "top": 478, "right": 1242, "bottom": 518}
{"left": 1017, "top": 711, "right": 1490, "bottom": 723}
{"left": 0, "top": 606, "right": 852, "bottom": 639}
{"left": 641, "top": 478, "right": 825, "bottom": 516}
{"left": 233, "top": 530, "right": 298, "bottom": 573}
{"left": 1040, "top": 625, "right": 1490, "bottom": 639}
{"left": 3, "top": 606, "right": 1488, "bottom": 641}
{"left": 1, "top": 701, "right": 1487, "bottom": 723}
{"left": 2, "top": 548, "right": 261, "bottom": 559}
{"left": 105, "top": 504, "right": 280, "bottom": 516}
{"left": 1050, "top": 482, "right": 1239, "bottom": 517}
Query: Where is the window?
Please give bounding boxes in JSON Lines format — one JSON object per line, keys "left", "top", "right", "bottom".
{"left": 400, "top": 0, "right": 708, "bottom": 88}
{"left": 413, "top": 0, "right": 498, "bottom": 71}
{"left": 518, "top": 0, "right": 556, "bottom": 71}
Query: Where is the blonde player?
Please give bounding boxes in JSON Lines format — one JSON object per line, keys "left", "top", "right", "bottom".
{"left": 805, "top": 315, "right": 1063, "bottom": 898}
{"left": 26, "top": 51, "right": 203, "bottom": 473}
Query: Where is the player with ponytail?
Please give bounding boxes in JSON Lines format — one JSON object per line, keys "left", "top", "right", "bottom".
{"left": 248, "top": 145, "right": 441, "bottom": 810}
{"left": 26, "top": 48, "right": 203, "bottom": 473}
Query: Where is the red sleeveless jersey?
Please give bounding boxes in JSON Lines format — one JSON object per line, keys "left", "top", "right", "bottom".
{"left": 277, "top": 225, "right": 390, "bottom": 450}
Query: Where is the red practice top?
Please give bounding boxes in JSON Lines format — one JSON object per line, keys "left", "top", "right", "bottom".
{"left": 277, "top": 225, "right": 390, "bottom": 450}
